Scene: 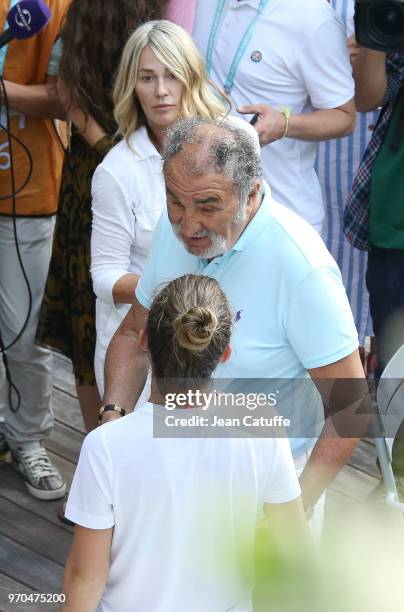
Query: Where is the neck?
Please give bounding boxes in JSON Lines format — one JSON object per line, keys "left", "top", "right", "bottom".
{"left": 148, "top": 378, "right": 212, "bottom": 409}
{"left": 147, "top": 122, "right": 166, "bottom": 153}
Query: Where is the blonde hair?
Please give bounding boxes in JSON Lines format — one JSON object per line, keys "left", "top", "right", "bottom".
{"left": 146, "top": 275, "right": 232, "bottom": 383}
{"left": 113, "top": 20, "right": 230, "bottom": 142}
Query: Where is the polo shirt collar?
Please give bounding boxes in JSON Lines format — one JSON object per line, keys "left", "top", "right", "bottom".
{"left": 231, "top": 181, "right": 272, "bottom": 252}
{"left": 129, "top": 126, "right": 161, "bottom": 161}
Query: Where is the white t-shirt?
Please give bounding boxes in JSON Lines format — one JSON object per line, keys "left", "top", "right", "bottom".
{"left": 66, "top": 402, "right": 301, "bottom": 612}
{"left": 193, "top": 0, "right": 355, "bottom": 231}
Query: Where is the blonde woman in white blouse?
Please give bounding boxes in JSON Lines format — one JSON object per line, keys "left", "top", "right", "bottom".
{"left": 91, "top": 20, "right": 232, "bottom": 397}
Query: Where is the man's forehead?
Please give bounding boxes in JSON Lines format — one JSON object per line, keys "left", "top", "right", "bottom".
{"left": 165, "top": 167, "right": 233, "bottom": 198}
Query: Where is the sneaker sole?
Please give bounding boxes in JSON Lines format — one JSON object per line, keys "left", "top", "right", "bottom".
{"left": 25, "top": 480, "right": 67, "bottom": 501}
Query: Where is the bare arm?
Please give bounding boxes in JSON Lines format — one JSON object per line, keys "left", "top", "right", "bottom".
{"left": 102, "top": 297, "right": 149, "bottom": 421}
{"left": 237, "top": 99, "right": 356, "bottom": 146}
{"left": 263, "top": 497, "right": 312, "bottom": 549}
{"left": 299, "top": 349, "right": 372, "bottom": 508}
{"left": 348, "top": 36, "right": 387, "bottom": 112}
{"left": 57, "top": 78, "right": 107, "bottom": 148}
{"left": 112, "top": 273, "right": 140, "bottom": 305}
{"left": 255, "top": 498, "right": 314, "bottom": 607}
{"left": 62, "top": 526, "right": 112, "bottom": 611}
{"left": 1, "top": 75, "right": 66, "bottom": 119}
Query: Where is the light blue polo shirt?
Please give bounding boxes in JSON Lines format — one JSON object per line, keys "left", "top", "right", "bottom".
{"left": 136, "top": 184, "right": 359, "bottom": 457}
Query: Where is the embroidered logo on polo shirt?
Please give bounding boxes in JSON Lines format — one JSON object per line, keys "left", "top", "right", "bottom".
{"left": 250, "top": 50, "right": 262, "bottom": 63}
{"left": 234, "top": 309, "right": 244, "bottom": 323}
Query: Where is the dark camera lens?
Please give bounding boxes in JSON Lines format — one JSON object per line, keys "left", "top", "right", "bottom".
{"left": 370, "top": 1, "right": 404, "bottom": 37}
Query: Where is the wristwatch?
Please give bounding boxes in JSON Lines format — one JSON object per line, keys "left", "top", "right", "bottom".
{"left": 99, "top": 404, "right": 126, "bottom": 421}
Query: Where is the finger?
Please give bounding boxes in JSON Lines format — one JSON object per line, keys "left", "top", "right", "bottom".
{"left": 237, "top": 104, "right": 265, "bottom": 114}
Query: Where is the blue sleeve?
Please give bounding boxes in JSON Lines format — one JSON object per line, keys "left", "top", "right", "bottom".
{"left": 135, "top": 210, "right": 168, "bottom": 309}
{"left": 46, "top": 38, "right": 62, "bottom": 76}
{"left": 284, "top": 266, "right": 359, "bottom": 369}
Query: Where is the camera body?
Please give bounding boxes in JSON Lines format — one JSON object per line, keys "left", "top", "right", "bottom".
{"left": 355, "top": 0, "right": 404, "bottom": 52}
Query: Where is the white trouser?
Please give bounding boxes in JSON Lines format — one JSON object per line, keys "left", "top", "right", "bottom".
{"left": 0, "top": 216, "right": 54, "bottom": 445}
{"left": 294, "top": 445, "right": 326, "bottom": 544}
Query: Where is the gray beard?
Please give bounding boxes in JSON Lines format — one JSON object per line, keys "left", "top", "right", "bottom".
{"left": 170, "top": 199, "right": 248, "bottom": 259}
{"left": 171, "top": 225, "right": 228, "bottom": 258}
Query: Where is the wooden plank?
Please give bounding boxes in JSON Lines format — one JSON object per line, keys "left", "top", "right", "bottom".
{"left": 0, "top": 573, "right": 47, "bottom": 612}
{"left": 51, "top": 388, "right": 85, "bottom": 435}
{"left": 346, "top": 439, "right": 379, "bottom": 480}
{"left": 0, "top": 535, "right": 63, "bottom": 594}
{"left": 43, "top": 422, "right": 84, "bottom": 465}
{"left": 0, "top": 463, "right": 73, "bottom": 534}
{"left": 329, "top": 463, "right": 379, "bottom": 502}
{"left": 0, "top": 498, "right": 71, "bottom": 566}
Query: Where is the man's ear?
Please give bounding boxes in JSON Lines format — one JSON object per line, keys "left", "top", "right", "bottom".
{"left": 220, "top": 344, "right": 232, "bottom": 364}
{"left": 247, "top": 180, "right": 261, "bottom": 208}
{"left": 138, "top": 328, "right": 149, "bottom": 352}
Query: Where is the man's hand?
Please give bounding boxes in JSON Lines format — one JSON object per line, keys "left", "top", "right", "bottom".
{"left": 237, "top": 104, "right": 286, "bottom": 145}
{"left": 238, "top": 100, "right": 355, "bottom": 144}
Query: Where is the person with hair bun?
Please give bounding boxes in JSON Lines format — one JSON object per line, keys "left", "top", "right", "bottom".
{"left": 62, "top": 274, "right": 307, "bottom": 611}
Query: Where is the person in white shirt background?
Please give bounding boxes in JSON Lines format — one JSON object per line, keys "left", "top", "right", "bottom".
{"left": 192, "top": 0, "right": 356, "bottom": 233}
{"left": 62, "top": 274, "right": 308, "bottom": 612}
{"left": 91, "top": 20, "right": 236, "bottom": 396}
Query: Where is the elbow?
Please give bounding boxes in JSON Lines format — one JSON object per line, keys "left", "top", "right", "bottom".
{"left": 355, "top": 95, "right": 382, "bottom": 113}
{"left": 339, "top": 112, "right": 356, "bottom": 137}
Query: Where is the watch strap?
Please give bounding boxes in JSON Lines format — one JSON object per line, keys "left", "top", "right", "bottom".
{"left": 99, "top": 404, "right": 126, "bottom": 420}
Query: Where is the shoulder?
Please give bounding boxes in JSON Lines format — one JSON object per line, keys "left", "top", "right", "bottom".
{"left": 90, "top": 409, "right": 153, "bottom": 453}
{"left": 270, "top": 200, "right": 336, "bottom": 270}
{"left": 269, "top": 0, "right": 343, "bottom": 39}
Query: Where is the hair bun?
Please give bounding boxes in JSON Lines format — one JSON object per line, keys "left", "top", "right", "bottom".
{"left": 172, "top": 307, "right": 218, "bottom": 352}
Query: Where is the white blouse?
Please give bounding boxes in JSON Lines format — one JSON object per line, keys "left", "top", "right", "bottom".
{"left": 91, "top": 126, "right": 164, "bottom": 394}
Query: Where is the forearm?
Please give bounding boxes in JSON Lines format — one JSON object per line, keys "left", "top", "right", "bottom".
{"left": 2, "top": 80, "right": 65, "bottom": 119}
{"left": 299, "top": 433, "right": 360, "bottom": 508}
{"left": 69, "top": 107, "right": 106, "bottom": 148}
{"left": 287, "top": 106, "right": 355, "bottom": 141}
{"left": 112, "top": 273, "right": 140, "bottom": 305}
{"left": 62, "top": 566, "right": 105, "bottom": 611}
{"left": 353, "top": 48, "right": 387, "bottom": 112}
{"left": 103, "top": 332, "right": 149, "bottom": 413}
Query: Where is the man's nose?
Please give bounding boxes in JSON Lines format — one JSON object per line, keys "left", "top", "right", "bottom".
{"left": 178, "top": 211, "right": 201, "bottom": 238}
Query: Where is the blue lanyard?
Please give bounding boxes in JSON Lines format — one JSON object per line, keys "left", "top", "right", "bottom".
{"left": 206, "top": 0, "right": 270, "bottom": 95}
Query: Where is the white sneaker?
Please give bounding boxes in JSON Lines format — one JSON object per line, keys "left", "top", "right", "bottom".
{"left": 12, "top": 443, "right": 66, "bottom": 500}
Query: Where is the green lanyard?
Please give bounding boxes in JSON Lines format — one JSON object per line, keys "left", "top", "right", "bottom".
{"left": 206, "top": 0, "right": 270, "bottom": 95}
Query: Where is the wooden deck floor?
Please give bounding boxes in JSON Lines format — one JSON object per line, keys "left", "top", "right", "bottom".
{"left": 0, "top": 353, "right": 381, "bottom": 611}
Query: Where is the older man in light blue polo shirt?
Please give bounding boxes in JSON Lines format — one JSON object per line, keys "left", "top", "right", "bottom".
{"left": 102, "top": 118, "right": 367, "bottom": 535}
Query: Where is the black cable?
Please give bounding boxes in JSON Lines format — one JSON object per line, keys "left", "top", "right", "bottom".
{"left": 0, "top": 76, "right": 35, "bottom": 413}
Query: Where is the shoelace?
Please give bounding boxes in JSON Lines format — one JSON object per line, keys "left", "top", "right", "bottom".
{"left": 17, "top": 447, "right": 59, "bottom": 479}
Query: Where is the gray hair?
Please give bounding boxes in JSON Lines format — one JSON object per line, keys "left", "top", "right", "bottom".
{"left": 162, "top": 117, "right": 262, "bottom": 207}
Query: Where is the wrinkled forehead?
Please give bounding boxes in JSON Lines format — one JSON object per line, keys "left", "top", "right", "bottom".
{"left": 164, "top": 157, "right": 236, "bottom": 201}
